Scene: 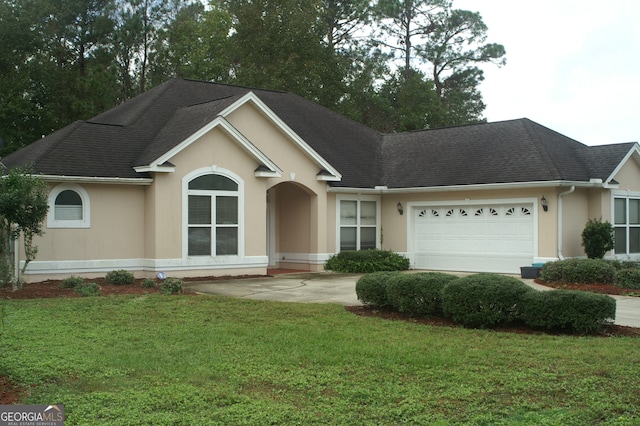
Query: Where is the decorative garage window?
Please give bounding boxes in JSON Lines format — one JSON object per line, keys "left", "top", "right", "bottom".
{"left": 614, "top": 197, "right": 640, "bottom": 255}
{"left": 187, "top": 173, "right": 239, "bottom": 256}
{"left": 47, "top": 184, "right": 90, "bottom": 228}
{"left": 338, "top": 198, "right": 379, "bottom": 251}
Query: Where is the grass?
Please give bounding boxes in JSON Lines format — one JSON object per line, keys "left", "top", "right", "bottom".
{"left": 1, "top": 294, "right": 639, "bottom": 425}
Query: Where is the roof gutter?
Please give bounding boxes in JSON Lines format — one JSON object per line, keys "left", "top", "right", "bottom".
{"left": 328, "top": 180, "right": 605, "bottom": 194}
{"left": 39, "top": 175, "right": 154, "bottom": 185}
{"left": 557, "top": 186, "right": 576, "bottom": 260}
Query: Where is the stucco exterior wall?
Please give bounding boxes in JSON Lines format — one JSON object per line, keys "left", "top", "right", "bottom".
{"left": 379, "top": 187, "right": 557, "bottom": 259}
{"left": 36, "top": 183, "right": 146, "bottom": 261}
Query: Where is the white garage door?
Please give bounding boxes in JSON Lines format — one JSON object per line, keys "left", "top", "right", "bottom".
{"left": 413, "top": 203, "right": 534, "bottom": 273}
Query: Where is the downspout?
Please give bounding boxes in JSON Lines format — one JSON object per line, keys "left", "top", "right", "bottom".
{"left": 557, "top": 186, "right": 575, "bottom": 260}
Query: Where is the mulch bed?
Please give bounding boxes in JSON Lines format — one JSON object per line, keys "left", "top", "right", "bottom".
{"left": 1, "top": 276, "right": 639, "bottom": 405}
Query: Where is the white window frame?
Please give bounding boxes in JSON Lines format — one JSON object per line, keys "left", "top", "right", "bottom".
{"left": 336, "top": 195, "right": 381, "bottom": 252}
{"left": 182, "top": 166, "right": 244, "bottom": 259}
{"left": 47, "top": 184, "right": 91, "bottom": 229}
{"left": 612, "top": 190, "right": 640, "bottom": 259}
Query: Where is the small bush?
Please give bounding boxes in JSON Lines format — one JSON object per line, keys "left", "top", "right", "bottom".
{"left": 141, "top": 278, "right": 156, "bottom": 289}
{"left": 614, "top": 268, "right": 640, "bottom": 290}
{"left": 355, "top": 272, "right": 400, "bottom": 308}
{"left": 522, "top": 290, "right": 616, "bottom": 333}
{"left": 160, "top": 277, "right": 183, "bottom": 295}
{"left": 441, "top": 274, "right": 535, "bottom": 328}
{"left": 74, "top": 282, "right": 102, "bottom": 297}
{"left": 581, "top": 218, "right": 614, "bottom": 259}
{"left": 325, "top": 250, "right": 410, "bottom": 273}
{"left": 60, "top": 276, "right": 85, "bottom": 289}
{"left": 540, "top": 258, "right": 615, "bottom": 284}
{"left": 105, "top": 269, "right": 135, "bottom": 285}
{"left": 386, "top": 272, "right": 458, "bottom": 316}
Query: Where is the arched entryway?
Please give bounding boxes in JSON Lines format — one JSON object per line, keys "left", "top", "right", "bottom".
{"left": 267, "top": 182, "right": 319, "bottom": 271}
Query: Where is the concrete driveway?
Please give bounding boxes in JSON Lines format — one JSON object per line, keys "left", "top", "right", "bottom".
{"left": 184, "top": 271, "right": 640, "bottom": 328}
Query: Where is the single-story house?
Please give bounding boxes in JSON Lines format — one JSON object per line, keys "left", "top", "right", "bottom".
{"left": 3, "top": 78, "right": 639, "bottom": 281}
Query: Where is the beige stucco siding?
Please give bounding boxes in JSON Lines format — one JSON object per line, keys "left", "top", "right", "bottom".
{"left": 380, "top": 188, "right": 556, "bottom": 259}
{"left": 163, "top": 126, "right": 268, "bottom": 258}
{"left": 613, "top": 158, "right": 640, "bottom": 193}
{"left": 37, "top": 184, "right": 145, "bottom": 260}
{"left": 558, "top": 188, "right": 589, "bottom": 258}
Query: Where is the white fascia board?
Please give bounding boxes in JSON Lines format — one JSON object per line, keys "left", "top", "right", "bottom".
{"left": 40, "top": 175, "right": 153, "bottom": 185}
{"left": 604, "top": 143, "right": 640, "bottom": 186}
{"left": 328, "top": 180, "right": 605, "bottom": 194}
{"left": 219, "top": 92, "right": 342, "bottom": 182}
{"left": 144, "top": 115, "right": 282, "bottom": 176}
{"left": 133, "top": 164, "right": 176, "bottom": 173}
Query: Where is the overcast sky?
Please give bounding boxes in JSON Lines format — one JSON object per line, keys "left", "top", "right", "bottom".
{"left": 452, "top": 0, "right": 640, "bottom": 146}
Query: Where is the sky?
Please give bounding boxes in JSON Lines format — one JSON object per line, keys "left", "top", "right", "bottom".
{"left": 452, "top": 0, "right": 640, "bottom": 146}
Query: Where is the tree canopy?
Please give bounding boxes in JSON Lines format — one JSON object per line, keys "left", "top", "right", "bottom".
{"left": 0, "top": 0, "right": 506, "bottom": 155}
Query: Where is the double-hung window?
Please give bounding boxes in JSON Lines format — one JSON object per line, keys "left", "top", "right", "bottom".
{"left": 187, "top": 174, "right": 239, "bottom": 256}
{"left": 339, "top": 198, "right": 378, "bottom": 251}
{"left": 614, "top": 196, "right": 640, "bottom": 255}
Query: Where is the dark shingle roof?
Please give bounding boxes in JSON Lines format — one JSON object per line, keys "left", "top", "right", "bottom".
{"left": 381, "top": 118, "right": 634, "bottom": 188}
{"left": 2, "top": 78, "right": 636, "bottom": 189}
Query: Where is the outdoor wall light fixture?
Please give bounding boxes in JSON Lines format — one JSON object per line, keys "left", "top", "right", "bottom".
{"left": 397, "top": 202, "right": 404, "bottom": 215}
{"left": 541, "top": 196, "right": 548, "bottom": 212}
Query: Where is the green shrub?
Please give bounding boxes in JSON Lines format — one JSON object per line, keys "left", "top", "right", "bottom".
{"left": 609, "top": 260, "right": 640, "bottom": 270}
{"left": 74, "top": 282, "right": 102, "bottom": 297}
{"left": 355, "top": 272, "right": 400, "bottom": 308}
{"left": 160, "top": 277, "right": 183, "bottom": 295}
{"left": 60, "top": 276, "right": 85, "bottom": 289}
{"left": 324, "top": 250, "right": 410, "bottom": 273}
{"left": 105, "top": 269, "right": 135, "bottom": 285}
{"left": 614, "top": 268, "right": 640, "bottom": 290}
{"left": 441, "top": 274, "right": 535, "bottom": 328}
{"left": 141, "top": 278, "right": 156, "bottom": 289}
{"left": 521, "top": 290, "right": 616, "bottom": 334}
{"left": 581, "top": 218, "right": 614, "bottom": 259}
{"left": 386, "top": 272, "right": 458, "bottom": 316}
{"left": 540, "top": 258, "right": 615, "bottom": 284}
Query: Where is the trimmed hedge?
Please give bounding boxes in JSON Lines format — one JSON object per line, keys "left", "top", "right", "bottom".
{"left": 540, "top": 258, "right": 615, "bottom": 284}
{"left": 522, "top": 289, "right": 616, "bottom": 333}
{"left": 325, "top": 250, "right": 410, "bottom": 273}
{"left": 355, "top": 272, "right": 400, "bottom": 308}
{"left": 386, "top": 272, "right": 458, "bottom": 316}
{"left": 161, "top": 277, "right": 183, "bottom": 295}
{"left": 441, "top": 274, "right": 535, "bottom": 328}
{"left": 105, "top": 269, "right": 135, "bottom": 285}
{"left": 614, "top": 268, "right": 640, "bottom": 290}
{"left": 74, "top": 282, "right": 102, "bottom": 297}
{"left": 60, "top": 276, "right": 85, "bottom": 289}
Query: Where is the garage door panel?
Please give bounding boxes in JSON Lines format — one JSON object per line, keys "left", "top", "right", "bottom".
{"left": 413, "top": 203, "right": 534, "bottom": 274}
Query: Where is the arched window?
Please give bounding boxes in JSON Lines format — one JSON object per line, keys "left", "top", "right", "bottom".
{"left": 55, "top": 190, "right": 83, "bottom": 220}
{"left": 48, "top": 184, "right": 90, "bottom": 228}
{"left": 187, "top": 173, "right": 239, "bottom": 256}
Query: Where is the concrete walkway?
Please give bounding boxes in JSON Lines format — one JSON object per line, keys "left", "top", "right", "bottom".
{"left": 184, "top": 271, "right": 640, "bottom": 328}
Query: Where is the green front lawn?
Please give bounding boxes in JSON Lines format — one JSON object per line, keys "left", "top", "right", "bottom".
{"left": 1, "top": 294, "right": 638, "bottom": 425}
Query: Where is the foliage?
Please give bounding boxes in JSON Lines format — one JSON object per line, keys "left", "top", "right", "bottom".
{"left": 581, "top": 218, "right": 614, "bottom": 259}
{"left": 1, "top": 296, "right": 639, "bottom": 424}
{"left": 0, "top": 166, "right": 49, "bottom": 288}
{"left": 60, "top": 276, "right": 86, "bottom": 289}
{"left": 324, "top": 249, "right": 409, "bottom": 273}
{"left": 521, "top": 290, "right": 616, "bottom": 334}
{"left": 160, "top": 277, "right": 183, "bottom": 295}
{"left": 141, "top": 278, "right": 156, "bottom": 289}
{"left": 354, "top": 271, "right": 400, "bottom": 307}
{"left": 0, "top": 0, "right": 505, "bottom": 156}
{"left": 614, "top": 268, "right": 640, "bottom": 290}
{"left": 540, "top": 258, "right": 616, "bottom": 285}
{"left": 441, "top": 273, "right": 535, "bottom": 328}
{"left": 105, "top": 269, "right": 135, "bottom": 286}
{"left": 386, "top": 272, "right": 457, "bottom": 316}
{"left": 74, "top": 282, "right": 102, "bottom": 297}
